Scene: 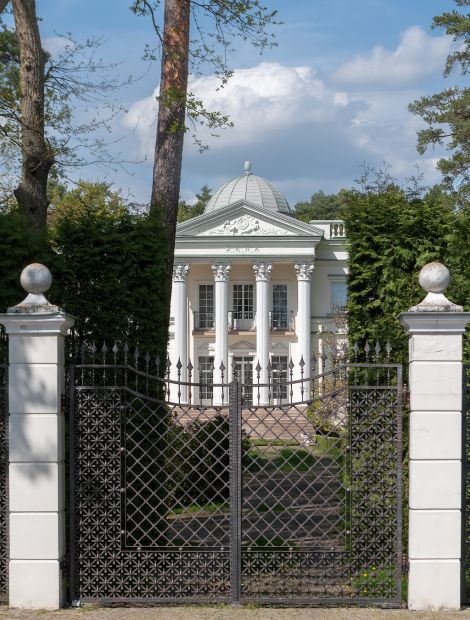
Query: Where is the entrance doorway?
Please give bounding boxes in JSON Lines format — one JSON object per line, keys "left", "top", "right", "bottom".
{"left": 233, "top": 355, "right": 253, "bottom": 407}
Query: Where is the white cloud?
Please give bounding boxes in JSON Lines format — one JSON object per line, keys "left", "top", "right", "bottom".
{"left": 43, "top": 36, "right": 75, "bottom": 57}
{"left": 122, "top": 59, "right": 446, "bottom": 203}
{"left": 123, "top": 62, "right": 360, "bottom": 159}
{"left": 333, "top": 26, "right": 451, "bottom": 87}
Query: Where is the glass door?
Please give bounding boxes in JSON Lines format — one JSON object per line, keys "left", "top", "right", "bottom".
{"left": 233, "top": 355, "right": 253, "bottom": 407}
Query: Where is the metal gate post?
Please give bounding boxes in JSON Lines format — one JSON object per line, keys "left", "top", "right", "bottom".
{"left": 229, "top": 379, "right": 242, "bottom": 606}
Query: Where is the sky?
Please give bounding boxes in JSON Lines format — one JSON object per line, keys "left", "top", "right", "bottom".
{"left": 30, "top": 0, "right": 463, "bottom": 206}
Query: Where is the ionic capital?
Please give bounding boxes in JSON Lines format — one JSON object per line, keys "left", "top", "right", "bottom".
{"left": 253, "top": 262, "right": 272, "bottom": 282}
{"left": 173, "top": 263, "right": 190, "bottom": 283}
{"left": 294, "top": 262, "right": 314, "bottom": 282}
{"left": 212, "top": 263, "right": 231, "bottom": 282}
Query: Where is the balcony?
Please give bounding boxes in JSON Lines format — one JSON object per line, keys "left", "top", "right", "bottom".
{"left": 194, "top": 309, "right": 295, "bottom": 333}
{"left": 269, "top": 310, "right": 295, "bottom": 333}
{"left": 228, "top": 311, "right": 255, "bottom": 332}
{"left": 193, "top": 311, "right": 215, "bottom": 332}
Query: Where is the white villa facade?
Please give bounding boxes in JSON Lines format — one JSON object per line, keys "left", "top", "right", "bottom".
{"left": 168, "top": 162, "right": 347, "bottom": 404}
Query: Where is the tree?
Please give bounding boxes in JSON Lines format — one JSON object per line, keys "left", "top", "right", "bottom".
{"left": 131, "top": 0, "right": 279, "bottom": 361}
{"left": 293, "top": 190, "right": 346, "bottom": 222}
{"left": 177, "top": 183, "right": 211, "bottom": 222}
{"left": 341, "top": 181, "right": 457, "bottom": 365}
{"left": 0, "top": 2, "right": 133, "bottom": 227}
{"left": 408, "top": 0, "right": 470, "bottom": 199}
{"left": 11, "top": 0, "right": 52, "bottom": 229}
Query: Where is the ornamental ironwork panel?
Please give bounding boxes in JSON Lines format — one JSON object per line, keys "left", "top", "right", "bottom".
{"left": 69, "top": 344, "right": 402, "bottom": 606}
{"left": 0, "top": 333, "right": 8, "bottom": 602}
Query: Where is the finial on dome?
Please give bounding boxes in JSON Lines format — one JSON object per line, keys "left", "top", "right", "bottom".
{"left": 244, "top": 160, "right": 252, "bottom": 174}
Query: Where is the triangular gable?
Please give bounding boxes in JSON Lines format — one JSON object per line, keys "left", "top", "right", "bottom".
{"left": 176, "top": 200, "right": 324, "bottom": 238}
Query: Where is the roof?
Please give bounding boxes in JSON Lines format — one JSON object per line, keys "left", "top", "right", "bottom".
{"left": 204, "top": 161, "right": 291, "bottom": 215}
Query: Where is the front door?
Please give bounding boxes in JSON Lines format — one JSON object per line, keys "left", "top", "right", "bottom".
{"left": 233, "top": 355, "right": 253, "bottom": 407}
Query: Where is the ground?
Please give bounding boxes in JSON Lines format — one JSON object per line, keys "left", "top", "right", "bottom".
{"left": 1, "top": 607, "right": 470, "bottom": 620}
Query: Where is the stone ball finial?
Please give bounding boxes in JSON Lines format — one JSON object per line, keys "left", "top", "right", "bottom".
{"left": 20, "top": 263, "right": 53, "bottom": 295}
{"left": 244, "top": 160, "right": 252, "bottom": 174}
{"left": 418, "top": 261, "right": 450, "bottom": 294}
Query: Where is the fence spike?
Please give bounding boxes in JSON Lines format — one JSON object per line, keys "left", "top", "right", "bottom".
{"left": 101, "top": 341, "right": 108, "bottom": 354}
{"left": 288, "top": 358, "right": 294, "bottom": 371}
{"left": 255, "top": 361, "right": 262, "bottom": 374}
{"left": 187, "top": 359, "right": 193, "bottom": 372}
{"left": 375, "top": 340, "right": 381, "bottom": 355}
{"left": 176, "top": 357, "right": 182, "bottom": 371}
{"left": 91, "top": 341, "right": 97, "bottom": 355}
{"left": 112, "top": 342, "right": 119, "bottom": 354}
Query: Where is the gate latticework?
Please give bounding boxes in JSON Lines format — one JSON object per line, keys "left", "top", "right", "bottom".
{"left": 69, "top": 344, "right": 403, "bottom": 606}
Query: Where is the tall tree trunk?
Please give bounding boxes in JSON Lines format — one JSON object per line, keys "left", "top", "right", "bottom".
{"left": 12, "top": 0, "right": 53, "bottom": 230}
{"left": 150, "top": 0, "right": 190, "bottom": 356}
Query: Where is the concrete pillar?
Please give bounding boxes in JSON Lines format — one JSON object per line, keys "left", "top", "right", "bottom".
{"left": 172, "top": 263, "right": 190, "bottom": 402}
{"left": 399, "top": 261, "right": 470, "bottom": 611}
{"left": 212, "top": 263, "right": 231, "bottom": 405}
{"left": 294, "top": 261, "right": 314, "bottom": 400}
{"left": 0, "top": 264, "right": 75, "bottom": 609}
{"left": 253, "top": 262, "right": 272, "bottom": 405}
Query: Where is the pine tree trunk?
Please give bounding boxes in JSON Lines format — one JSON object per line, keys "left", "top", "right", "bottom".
{"left": 150, "top": 0, "right": 190, "bottom": 236}
{"left": 12, "top": 0, "right": 53, "bottom": 230}
{"left": 150, "top": 0, "right": 190, "bottom": 358}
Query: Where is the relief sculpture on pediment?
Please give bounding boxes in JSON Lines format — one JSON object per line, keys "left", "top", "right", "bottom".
{"left": 205, "top": 214, "right": 287, "bottom": 236}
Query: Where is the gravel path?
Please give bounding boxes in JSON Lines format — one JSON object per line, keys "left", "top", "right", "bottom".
{"left": 1, "top": 606, "right": 470, "bottom": 620}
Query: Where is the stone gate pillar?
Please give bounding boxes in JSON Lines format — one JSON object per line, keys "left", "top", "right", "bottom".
{"left": 0, "top": 264, "right": 75, "bottom": 609}
{"left": 400, "top": 262, "right": 470, "bottom": 611}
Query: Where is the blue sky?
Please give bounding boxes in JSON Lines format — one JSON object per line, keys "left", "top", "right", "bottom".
{"left": 26, "top": 1, "right": 464, "bottom": 204}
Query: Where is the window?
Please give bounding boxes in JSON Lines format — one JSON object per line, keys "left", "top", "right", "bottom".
{"left": 232, "top": 284, "right": 254, "bottom": 319}
{"left": 271, "top": 355, "right": 288, "bottom": 400}
{"left": 271, "top": 284, "right": 288, "bottom": 330}
{"left": 198, "top": 285, "right": 214, "bottom": 330}
{"left": 198, "top": 356, "right": 214, "bottom": 399}
{"left": 331, "top": 281, "right": 347, "bottom": 313}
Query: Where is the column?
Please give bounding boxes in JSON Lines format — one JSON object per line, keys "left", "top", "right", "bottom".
{"left": 253, "top": 262, "right": 272, "bottom": 405}
{"left": 212, "top": 263, "right": 231, "bottom": 405}
{"left": 295, "top": 262, "right": 314, "bottom": 400}
{"left": 172, "top": 263, "right": 190, "bottom": 402}
{"left": 399, "top": 262, "right": 470, "bottom": 611}
{"left": 0, "top": 264, "right": 75, "bottom": 609}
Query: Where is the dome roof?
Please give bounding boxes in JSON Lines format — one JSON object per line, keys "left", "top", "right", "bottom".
{"left": 204, "top": 161, "right": 291, "bottom": 214}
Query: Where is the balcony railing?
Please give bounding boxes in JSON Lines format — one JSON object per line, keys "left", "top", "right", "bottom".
{"left": 228, "top": 310, "right": 255, "bottom": 332}
{"left": 269, "top": 310, "right": 295, "bottom": 332}
{"left": 193, "top": 311, "right": 215, "bottom": 331}
{"left": 194, "top": 310, "right": 295, "bottom": 332}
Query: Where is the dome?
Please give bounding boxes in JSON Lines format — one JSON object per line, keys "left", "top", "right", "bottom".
{"left": 204, "top": 161, "right": 291, "bottom": 214}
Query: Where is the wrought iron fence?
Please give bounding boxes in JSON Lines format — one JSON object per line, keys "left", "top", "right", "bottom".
{"left": 69, "top": 341, "right": 403, "bottom": 606}
{"left": 0, "top": 329, "right": 8, "bottom": 601}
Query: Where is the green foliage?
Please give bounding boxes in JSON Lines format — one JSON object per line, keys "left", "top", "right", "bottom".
{"left": 177, "top": 184, "right": 212, "bottom": 222}
{"left": 293, "top": 190, "right": 347, "bottom": 222}
{"left": 341, "top": 184, "right": 455, "bottom": 365}
{"left": 408, "top": 0, "right": 470, "bottom": 198}
{"left": 0, "top": 211, "right": 50, "bottom": 311}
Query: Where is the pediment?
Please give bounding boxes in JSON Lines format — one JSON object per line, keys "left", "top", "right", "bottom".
{"left": 229, "top": 340, "right": 256, "bottom": 351}
{"left": 176, "top": 201, "right": 324, "bottom": 239}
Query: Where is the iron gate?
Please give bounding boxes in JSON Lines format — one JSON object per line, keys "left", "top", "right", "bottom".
{"left": 69, "top": 344, "right": 403, "bottom": 606}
